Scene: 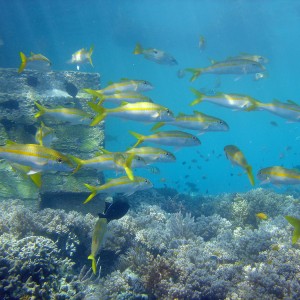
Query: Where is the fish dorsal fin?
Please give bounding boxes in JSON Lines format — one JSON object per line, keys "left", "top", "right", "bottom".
{"left": 99, "top": 148, "right": 111, "bottom": 154}
{"left": 95, "top": 151, "right": 104, "bottom": 156}
{"left": 272, "top": 99, "right": 280, "bottom": 103}
{"left": 193, "top": 110, "right": 204, "bottom": 116}
{"left": 151, "top": 122, "right": 165, "bottom": 131}
{"left": 214, "top": 92, "right": 224, "bottom": 97}
{"left": 6, "top": 140, "right": 18, "bottom": 145}
{"left": 287, "top": 99, "right": 300, "bottom": 106}
{"left": 120, "top": 101, "right": 129, "bottom": 106}
{"left": 107, "top": 81, "right": 114, "bottom": 85}
{"left": 30, "top": 51, "right": 36, "bottom": 56}
{"left": 177, "top": 112, "right": 185, "bottom": 117}
{"left": 120, "top": 78, "right": 129, "bottom": 82}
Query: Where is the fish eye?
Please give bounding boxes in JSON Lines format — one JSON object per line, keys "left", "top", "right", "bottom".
{"left": 192, "top": 136, "right": 197, "bottom": 140}
{"left": 143, "top": 81, "right": 148, "bottom": 85}
{"left": 57, "top": 157, "right": 63, "bottom": 163}
{"left": 165, "top": 152, "right": 169, "bottom": 156}
{"left": 153, "top": 49, "right": 158, "bottom": 54}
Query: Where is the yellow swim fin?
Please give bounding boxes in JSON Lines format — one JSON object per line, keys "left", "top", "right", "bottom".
{"left": 88, "top": 45, "right": 94, "bottom": 67}
{"left": 18, "top": 52, "right": 27, "bottom": 73}
{"left": 245, "top": 165, "right": 255, "bottom": 186}
{"left": 88, "top": 254, "right": 97, "bottom": 274}
{"left": 133, "top": 43, "right": 143, "bottom": 55}
{"left": 285, "top": 216, "right": 300, "bottom": 244}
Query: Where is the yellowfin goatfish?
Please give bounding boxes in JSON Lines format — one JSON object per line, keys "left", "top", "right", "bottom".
{"left": 225, "top": 54, "right": 268, "bottom": 64}
{"left": 126, "top": 146, "right": 176, "bottom": 164}
{"left": 129, "top": 130, "right": 201, "bottom": 149}
{"left": 34, "top": 102, "right": 94, "bottom": 125}
{"left": 69, "top": 152, "right": 146, "bottom": 180}
{"left": 84, "top": 176, "right": 153, "bottom": 204}
{"left": 133, "top": 43, "right": 178, "bottom": 65}
{"left": 83, "top": 90, "right": 153, "bottom": 105}
{"left": 18, "top": 52, "right": 51, "bottom": 73}
{"left": 257, "top": 166, "right": 300, "bottom": 185}
{"left": 251, "top": 99, "right": 300, "bottom": 122}
{"left": 190, "top": 88, "right": 260, "bottom": 111}
{"left": 35, "top": 122, "right": 57, "bottom": 147}
{"left": 68, "top": 45, "right": 94, "bottom": 70}
{"left": 285, "top": 216, "right": 300, "bottom": 244}
{"left": 88, "top": 101, "right": 174, "bottom": 126}
{"left": 224, "top": 145, "right": 255, "bottom": 186}
{"left": 88, "top": 218, "right": 107, "bottom": 274}
{"left": 0, "top": 141, "right": 74, "bottom": 174}
{"left": 186, "top": 59, "right": 265, "bottom": 81}
{"left": 256, "top": 213, "right": 268, "bottom": 220}
{"left": 84, "top": 79, "right": 153, "bottom": 96}
{"left": 88, "top": 201, "right": 129, "bottom": 274}
{"left": 152, "top": 111, "right": 229, "bottom": 133}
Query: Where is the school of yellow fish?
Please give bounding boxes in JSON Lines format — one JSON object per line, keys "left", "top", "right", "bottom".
{"left": 4, "top": 39, "right": 300, "bottom": 273}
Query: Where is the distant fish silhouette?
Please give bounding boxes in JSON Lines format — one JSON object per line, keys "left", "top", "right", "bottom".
{"left": 64, "top": 80, "right": 78, "bottom": 98}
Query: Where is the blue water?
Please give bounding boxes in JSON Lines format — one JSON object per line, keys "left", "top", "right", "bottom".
{"left": 1, "top": 0, "right": 300, "bottom": 194}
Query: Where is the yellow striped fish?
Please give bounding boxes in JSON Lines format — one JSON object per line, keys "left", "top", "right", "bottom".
{"left": 0, "top": 141, "right": 74, "bottom": 174}
{"left": 84, "top": 176, "right": 153, "bottom": 203}
{"left": 257, "top": 166, "right": 300, "bottom": 185}
{"left": 224, "top": 145, "right": 255, "bottom": 186}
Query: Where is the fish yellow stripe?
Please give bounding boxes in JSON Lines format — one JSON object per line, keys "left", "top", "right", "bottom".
{"left": 265, "top": 172, "right": 300, "bottom": 179}
{"left": 0, "top": 149, "right": 58, "bottom": 160}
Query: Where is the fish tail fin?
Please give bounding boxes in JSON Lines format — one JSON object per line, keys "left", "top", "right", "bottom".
{"left": 84, "top": 184, "right": 98, "bottom": 204}
{"left": 151, "top": 122, "right": 165, "bottom": 131}
{"left": 245, "top": 99, "right": 260, "bottom": 112}
{"left": 246, "top": 165, "right": 255, "bottom": 186}
{"left": 124, "top": 154, "right": 136, "bottom": 181}
{"left": 18, "top": 52, "right": 27, "bottom": 73}
{"left": 68, "top": 155, "right": 84, "bottom": 173}
{"left": 88, "top": 45, "right": 94, "bottom": 67}
{"left": 185, "top": 68, "right": 202, "bottom": 82}
{"left": 114, "top": 153, "right": 135, "bottom": 181}
{"left": 88, "top": 102, "right": 106, "bottom": 126}
{"left": 34, "top": 101, "right": 47, "bottom": 118}
{"left": 88, "top": 254, "right": 97, "bottom": 274}
{"left": 285, "top": 216, "right": 300, "bottom": 244}
{"left": 133, "top": 43, "right": 143, "bottom": 55}
{"left": 190, "top": 88, "right": 204, "bottom": 106}
{"left": 83, "top": 88, "right": 104, "bottom": 100}
{"left": 129, "top": 131, "right": 144, "bottom": 148}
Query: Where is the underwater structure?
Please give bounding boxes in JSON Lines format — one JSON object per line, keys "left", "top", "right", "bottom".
{"left": 0, "top": 68, "right": 104, "bottom": 206}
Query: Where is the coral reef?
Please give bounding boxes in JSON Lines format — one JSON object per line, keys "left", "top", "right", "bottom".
{"left": 1, "top": 188, "right": 300, "bottom": 299}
